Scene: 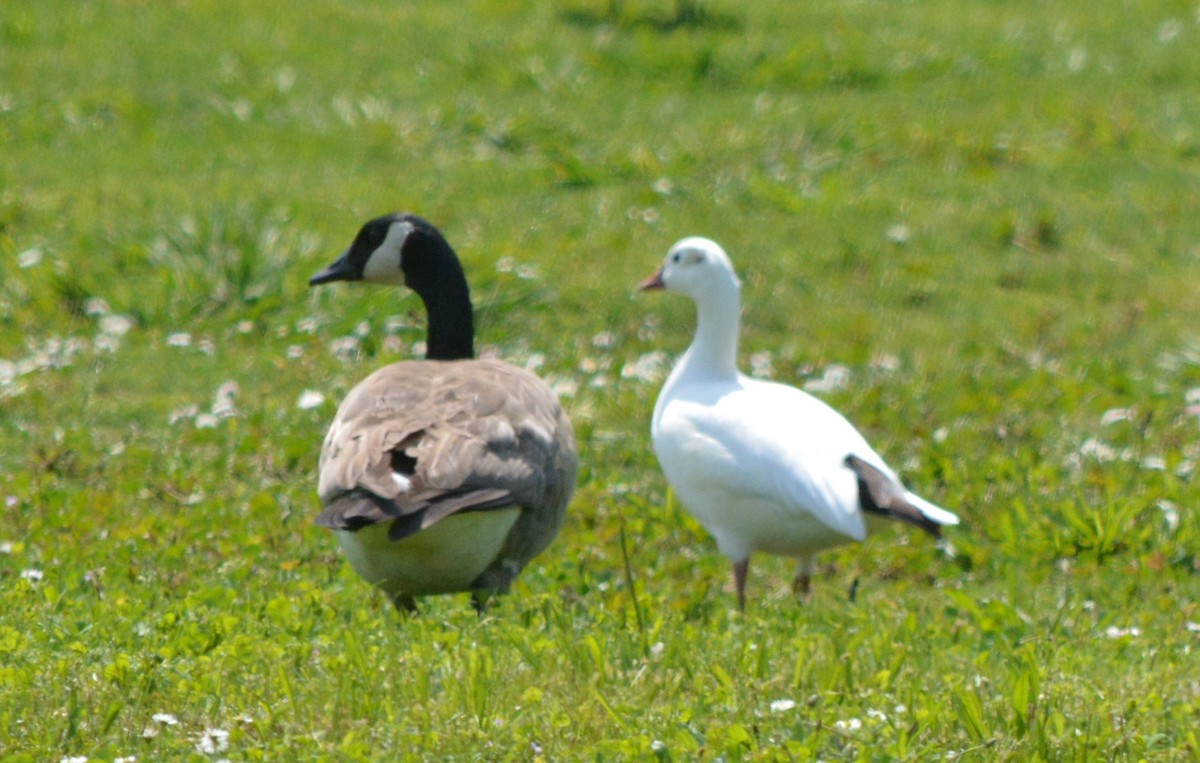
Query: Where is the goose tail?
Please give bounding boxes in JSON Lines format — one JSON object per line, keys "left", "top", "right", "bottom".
{"left": 905, "top": 491, "right": 960, "bottom": 527}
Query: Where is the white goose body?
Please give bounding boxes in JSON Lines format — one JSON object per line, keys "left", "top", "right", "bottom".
{"left": 642, "top": 237, "right": 958, "bottom": 607}
{"left": 310, "top": 214, "right": 577, "bottom": 612}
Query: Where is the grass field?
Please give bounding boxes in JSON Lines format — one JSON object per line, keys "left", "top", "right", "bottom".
{"left": 3, "top": 0, "right": 1200, "bottom": 759}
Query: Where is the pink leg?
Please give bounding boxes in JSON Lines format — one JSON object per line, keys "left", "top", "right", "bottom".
{"left": 792, "top": 556, "right": 814, "bottom": 599}
{"left": 733, "top": 559, "right": 749, "bottom": 610}
{"left": 792, "top": 573, "right": 811, "bottom": 597}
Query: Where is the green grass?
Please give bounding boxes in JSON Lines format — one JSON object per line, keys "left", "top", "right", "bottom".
{"left": 3, "top": 0, "right": 1200, "bottom": 759}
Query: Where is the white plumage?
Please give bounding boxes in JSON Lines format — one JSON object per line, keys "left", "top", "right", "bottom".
{"left": 640, "top": 236, "right": 959, "bottom": 608}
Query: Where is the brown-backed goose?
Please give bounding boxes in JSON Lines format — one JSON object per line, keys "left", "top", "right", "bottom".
{"left": 309, "top": 213, "right": 577, "bottom": 612}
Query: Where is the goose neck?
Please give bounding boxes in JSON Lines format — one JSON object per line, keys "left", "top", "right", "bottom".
{"left": 682, "top": 285, "right": 741, "bottom": 379}
{"left": 419, "top": 279, "right": 475, "bottom": 360}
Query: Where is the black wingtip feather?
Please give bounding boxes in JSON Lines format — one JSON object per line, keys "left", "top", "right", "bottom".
{"left": 843, "top": 454, "right": 943, "bottom": 537}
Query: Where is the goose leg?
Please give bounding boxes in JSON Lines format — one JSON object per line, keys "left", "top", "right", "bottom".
{"left": 792, "top": 556, "right": 814, "bottom": 599}
{"left": 470, "top": 588, "right": 494, "bottom": 615}
{"left": 733, "top": 558, "right": 750, "bottom": 610}
{"left": 390, "top": 592, "right": 419, "bottom": 614}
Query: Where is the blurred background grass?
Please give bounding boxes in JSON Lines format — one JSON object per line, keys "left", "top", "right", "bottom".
{"left": 2, "top": 0, "right": 1199, "bottom": 759}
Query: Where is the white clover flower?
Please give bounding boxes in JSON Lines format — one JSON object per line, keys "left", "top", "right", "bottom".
{"left": 1154, "top": 500, "right": 1178, "bottom": 532}
{"left": 769, "top": 699, "right": 796, "bottom": 713}
{"left": 152, "top": 713, "right": 180, "bottom": 726}
{"left": 168, "top": 404, "right": 200, "bottom": 426}
{"left": 286, "top": 345, "right": 304, "bottom": 360}
{"left": 20, "top": 568, "right": 43, "bottom": 582}
{"left": 329, "top": 336, "right": 360, "bottom": 359}
{"left": 194, "top": 413, "right": 219, "bottom": 429}
{"left": 59, "top": 756, "right": 88, "bottom": 763}
{"left": 195, "top": 727, "right": 230, "bottom": 755}
{"left": 1158, "top": 19, "right": 1182, "bottom": 43}
{"left": 870, "top": 353, "right": 901, "bottom": 372}
{"left": 749, "top": 351, "right": 774, "bottom": 379}
{"left": 1100, "top": 407, "right": 1134, "bottom": 425}
{"left": 382, "top": 336, "right": 404, "bottom": 354}
{"left": 834, "top": 718, "right": 862, "bottom": 732}
{"left": 167, "top": 332, "right": 192, "bottom": 348}
{"left": 621, "top": 351, "right": 667, "bottom": 383}
{"left": 17, "top": 248, "right": 43, "bottom": 268}
{"left": 549, "top": 377, "right": 578, "bottom": 399}
{"left": 100, "top": 314, "right": 134, "bottom": 337}
{"left": 886, "top": 223, "right": 911, "bottom": 244}
{"left": 297, "top": 390, "right": 325, "bottom": 410}
{"left": 1076, "top": 438, "right": 1116, "bottom": 463}
{"left": 211, "top": 381, "right": 238, "bottom": 418}
{"left": 1104, "top": 626, "right": 1141, "bottom": 639}
{"left": 1068, "top": 47, "right": 1087, "bottom": 72}
{"left": 805, "top": 364, "right": 851, "bottom": 393}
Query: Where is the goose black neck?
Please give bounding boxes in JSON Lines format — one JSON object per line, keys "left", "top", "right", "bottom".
{"left": 414, "top": 265, "right": 476, "bottom": 361}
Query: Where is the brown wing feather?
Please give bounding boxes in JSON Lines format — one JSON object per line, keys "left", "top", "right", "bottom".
{"left": 843, "top": 454, "right": 942, "bottom": 537}
{"left": 316, "top": 359, "right": 577, "bottom": 553}
{"left": 314, "top": 487, "right": 513, "bottom": 536}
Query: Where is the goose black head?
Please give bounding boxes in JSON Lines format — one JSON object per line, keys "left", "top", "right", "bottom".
{"left": 310, "top": 213, "right": 474, "bottom": 360}
{"left": 309, "top": 213, "right": 464, "bottom": 291}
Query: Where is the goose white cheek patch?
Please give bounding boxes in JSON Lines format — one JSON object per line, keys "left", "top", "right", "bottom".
{"left": 362, "top": 220, "right": 415, "bottom": 283}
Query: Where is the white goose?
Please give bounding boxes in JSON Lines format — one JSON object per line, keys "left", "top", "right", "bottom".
{"left": 640, "top": 236, "right": 959, "bottom": 609}
{"left": 309, "top": 213, "right": 577, "bottom": 612}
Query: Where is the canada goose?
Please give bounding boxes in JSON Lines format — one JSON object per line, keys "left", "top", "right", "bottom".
{"left": 309, "top": 213, "right": 577, "bottom": 612}
{"left": 639, "top": 236, "right": 959, "bottom": 609}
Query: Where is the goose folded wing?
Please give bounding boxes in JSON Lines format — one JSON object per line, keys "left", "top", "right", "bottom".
{"left": 315, "top": 359, "right": 567, "bottom": 536}
{"left": 667, "top": 395, "right": 869, "bottom": 542}
{"left": 314, "top": 486, "right": 514, "bottom": 539}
